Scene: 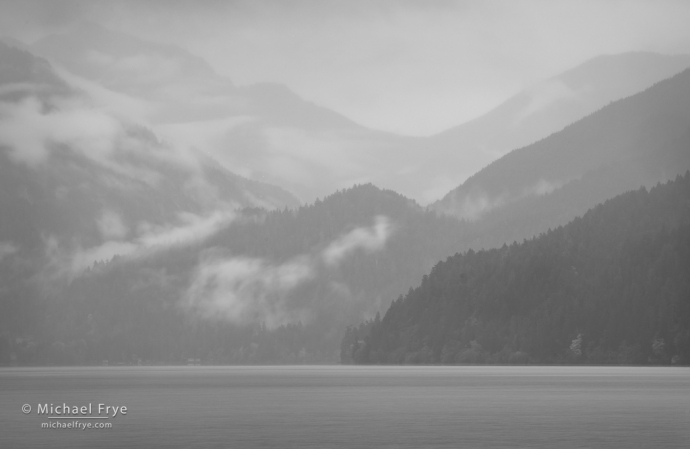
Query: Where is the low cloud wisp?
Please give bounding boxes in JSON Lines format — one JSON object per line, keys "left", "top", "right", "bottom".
{"left": 47, "top": 209, "right": 237, "bottom": 280}
{"left": 323, "top": 215, "right": 392, "bottom": 266}
{"left": 183, "top": 216, "right": 395, "bottom": 329}
{"left": 445, "top": 178, "right": 565, "bottom": 220}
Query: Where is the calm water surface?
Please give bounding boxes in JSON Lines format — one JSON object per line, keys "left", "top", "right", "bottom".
{"left": 1, "top": 366, "right": 688, "bottom": 448}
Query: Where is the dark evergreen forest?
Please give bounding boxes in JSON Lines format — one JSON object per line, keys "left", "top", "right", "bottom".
{"left": 343, "top": 173, "right": 690, "bottom": 365}
{"left": 0, "top": 185, "right": 469, "bottom": 365}
{"left": 3, "top": 42, "right": 690, "bottom": 367}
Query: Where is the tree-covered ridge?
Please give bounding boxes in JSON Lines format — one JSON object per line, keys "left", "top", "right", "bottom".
{"left": 433, "top": 65, "right": 690, "bottom": 221}
{"left": 2, "top": 184, "right": 470, "bottom": 365}
{"left": 344, "top": 172, "right": 690, "bottom": 365}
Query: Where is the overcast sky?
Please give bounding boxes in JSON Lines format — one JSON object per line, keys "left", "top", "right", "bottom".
{"left": 2, "top": 0, "right": 690, "bottom": 136}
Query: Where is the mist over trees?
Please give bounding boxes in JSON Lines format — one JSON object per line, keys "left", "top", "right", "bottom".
{"left": 1, "top": 184, "right": 472, "bottom": 365}
{"left": 434, "top": 67, "right": 690, "bottom": 222}
{"left": 343, "top": 173, "right": 690, "bottom": 365}
{"left": 2, "top": 33, "right": 690, "bottom": 367}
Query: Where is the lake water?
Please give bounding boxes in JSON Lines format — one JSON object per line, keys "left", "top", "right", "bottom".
{"left": 1, "top": 366, "right": 688, "bottom": 448}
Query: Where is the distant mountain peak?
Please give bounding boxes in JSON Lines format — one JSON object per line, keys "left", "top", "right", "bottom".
{"left": 31, "top": 21, "right": 229, "bottom": 95}
{"left": 430, "top": 64, "right": 690, "bottom": 241}
{"left": 38, "top": 21, "right": 220, "bottom": 77}
{"left": 0, "top": 40, "right": 73, "bottom": 101}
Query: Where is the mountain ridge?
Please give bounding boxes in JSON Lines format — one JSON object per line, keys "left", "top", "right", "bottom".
{"left": 27, "top": 23, "right": 690, "bottom": 204}
{"left": 345, "top": 172, "right": 690, "bottom": 365}
{"left": 432, "top": 65, "right": 690, "bottom": 220}
{"left": 1, "top": 182, "right": 471, "bottom": 364}
{"left": 0, "top": 40, "right": 301, "bottom": 261}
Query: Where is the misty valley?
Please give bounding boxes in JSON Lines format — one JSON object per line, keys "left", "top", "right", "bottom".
{"left": 1, "top": 22, "right": 690, "bottom": 369}
{"left": 2, "top": 5, "right": 690, "bottom": 448}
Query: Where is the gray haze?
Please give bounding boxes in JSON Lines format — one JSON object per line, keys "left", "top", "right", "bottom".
{"left": 2, "top": 0, "right": 690, "bottom": 204}
{"left": 1, "top": 0, "right": 690, "bottom": 370}
{"left": 2, "top": 0, "right": 690, "bottom": 136}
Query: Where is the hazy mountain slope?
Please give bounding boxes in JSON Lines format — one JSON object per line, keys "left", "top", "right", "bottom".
{"left": 385, "top": 52, "right": 690, "bottom": 203}
{"left": 31, "top": 22, "right": 226, "bottom": 100}
{"left": 31, "top": 23, "right": 364, "bottom": 129}
{"left": 0, "top": 41, "right": 303, "bottom": 356}
{"left": 0, "top": 41, "right": 73, "bottom": 102}
{"left": 432, "top": 66, "right": 690, "bottom": 224}
{"left": 219, "top": 53, "right": 690, "bottom": 204}
{"left": 4, "top": 185, "right": 472, "bottom": 365}
{"left": 30, "top": 23, "right": 411, "bottom": 202}
{"left": 30, "top": 24, "right": 690, "bottom": 204}
{"left": 346, "top": 173, "right": 690, "bottom": 365}
{"left": 0, "top": 40, "right": 298, "bottom": 245}
{"left": 455, "top": 130, "right": 690, "bottom": 252}
{"left": 0, "top": 41, "right": 300, "bottom": 305}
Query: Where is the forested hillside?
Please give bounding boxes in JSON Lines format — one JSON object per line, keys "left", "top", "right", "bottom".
{"left": 414, "top": 52, "right": 690, "bottom": 196}
{"left": 344, "top": 173, "right": 690, "bottom": 365}
{"left": 1, "top": 185, "right": 469, "bottom": 365}
{"left": 433, "top": 67, "right": 690, "bottom": 221}
{"left": 4, "top": 35, "right": 690, "bottom": 368}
